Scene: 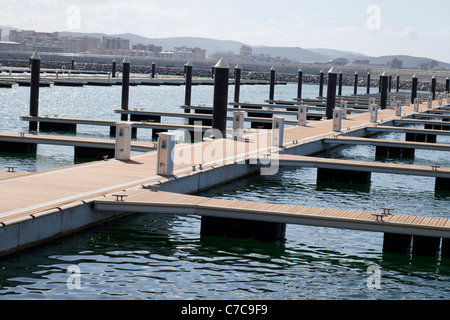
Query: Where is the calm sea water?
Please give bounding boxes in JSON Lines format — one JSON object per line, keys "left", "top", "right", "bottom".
{"left": 0, "top": 76, "right": 449, "bottom": 300}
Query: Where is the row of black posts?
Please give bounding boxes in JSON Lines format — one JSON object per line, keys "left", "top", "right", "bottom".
{"left": 28, "top": 52, "right": 450, "bottom": 134}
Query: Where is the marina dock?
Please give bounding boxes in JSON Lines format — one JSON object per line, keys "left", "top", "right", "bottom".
{"left": 2, "top": 96, "right": 450, "bottom": 258}
{"left": 1, "top": 56, "right": 450, "bottom": 260}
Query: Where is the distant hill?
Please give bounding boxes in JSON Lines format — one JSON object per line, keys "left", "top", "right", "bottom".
{"left": 3, "top": 27, "right": 449, "bottom": 69}
{"left": 251, "top": 46, "right": 328, "bottom": 63}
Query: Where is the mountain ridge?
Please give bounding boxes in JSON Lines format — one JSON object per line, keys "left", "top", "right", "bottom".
{"left": 2, "top": 26, "right": 448, "bottom": 68}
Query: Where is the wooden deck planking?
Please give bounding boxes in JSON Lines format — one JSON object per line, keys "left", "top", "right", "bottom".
{"left": 93, "top": 190, "right": 450, "bottom": 238}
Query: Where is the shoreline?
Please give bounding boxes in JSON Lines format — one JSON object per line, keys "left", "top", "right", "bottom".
{"left": 0, "top": 58, "right": 446, "bottom": 92}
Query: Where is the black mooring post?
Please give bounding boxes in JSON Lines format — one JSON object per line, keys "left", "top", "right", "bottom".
{"left": 269, "top": 66, "right": 276, "bottom": 103}
{"left": 185, "top": 61, "right": 193, "bottom": 108}
{"left": 411, "top": 75, "right": 418, "bottom": 104}
{"left": 29, "top": 51, "right": 41, "bottom": 131}
{"left": 121, "top": 56, "right": 130, "bottom": 121}
{"left": 367, "top": 72, "right": 371, "bottom": 94}
{"left": 446, "top": 77, "right": 450, "bottom": 93}
{"left": 380, "top": 72, "right": 388, "bottom": 110}
{"left": 211, "top": 65, "right": 215, "bottom": 79}
{"left": 431, "top": 76, "right": 437, "bottom": 100}
{"left": 234, "top": 64, "right": 241, "bottom": 105}
{"left": 112, "top": 60, "right": 117, "bottom": 78}
{"left": 379, "top": 74, "right": 382, "bottom": 93}
{"left": 71, "top": 58, "right": 75, "bottom": 70}
{"left": 297, "top": 68, "right": 303, "bottom": 100}
{"left": 388, "top": 74, "right": 392, "bottom": 93}
{"left": 212, "top": 58, "right": 229, "bottom": 137}
{"left": 396, "top": 75, "right": 400, "bottom": 92}
{"left": 338, "top": 71, "right": 343, "bottom": 96}
{"left": 151, "top": 61, "right": 156, "bottom": 79}
{"left": 326, "top": 67, "right": 337, "bottom": 120}
{"left": 354, "top": 72, "right": 358, "bottom": 95}
{"left": 319, "top": 70, "right": 324, "bottom": 98}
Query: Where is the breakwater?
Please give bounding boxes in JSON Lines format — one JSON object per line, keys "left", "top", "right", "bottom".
{"left": 1, "top": 58, "right": 445, "bottom": 92}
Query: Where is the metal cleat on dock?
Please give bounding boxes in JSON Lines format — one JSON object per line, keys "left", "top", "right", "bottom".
{"left": 112, "top": 194, "right": 128, "bottom": 202}
{"left": 6, "top": 166, "right": 18, "bottom": 173}
{"left": 431, "top": 163, "right": 441, "bottom": 171}
{"left": 373, "top": 208, "right": 394, "bottom": 222}
{"left": 380, "top": 208, "right": 394, "bottom": 215}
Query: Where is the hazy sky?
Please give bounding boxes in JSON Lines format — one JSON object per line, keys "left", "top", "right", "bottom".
{"left": 1, "top": 0, "right": 450, "bottom": 62}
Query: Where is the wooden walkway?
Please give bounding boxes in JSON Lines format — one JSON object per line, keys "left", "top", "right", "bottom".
{"left": 114, "top": 109, "right": 300, "bottom": 125}
{"left": 0, "top": 132, "right": 156, "bottom": 152}
{"left": 0, "top": 98, "right": 446, "bottom": 232}
{"left": 20, "top": 115, "right": 213, "bottom": 132}
{"left": 255, "top": 154, "right": 450, "bottom": 179}
{"left": 323, "top": 136, "right": 450, "bottom": 152}
{"left": 93, "top": 189, "right": 450, "bottom": 239}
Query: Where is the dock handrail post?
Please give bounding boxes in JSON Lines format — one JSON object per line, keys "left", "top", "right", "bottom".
{"left": 333, "top": 108, "right": 342, "bottom": 132}
{"left": 380, "top": 72, "right": 388, "bottom": 110}
{"left": 354, "top": 71, "right": 358, "bottom": 95}
{"left": 414, "top": 98, "right": 420, "bottom": 112}
{"left": 395, "top": 101, "right": 402, "bottom": 117}
{"left": 298, "top": 105, "right": 307, "bottom": 126}
{"left": 319, "top": 70, "right": 324, "bottom": 98}
{"left": 29, "top": 51, "right": 41, "bottom": 132}
{"left": 272, "top": 117, "right": 285, "bottom": 147}
{"left": 212, "top": 58, "right": 230, "bottom": 137}
{"left": 157, "top": 132, "right": 176, "bottom": 176}
{"left": 121, "top": 56, "right": 130, "bottom": 121}
{"left": 184, "top": 61, "right": 193, "bottom": 108}
{"left": 234, "top": 64, "right": 241, "bottom": 105}
{"left": 233, "top": 111, "right": 245, "bottom": 140}
{"left": 269, "top": 66, "right": 276, "bottom": 103}
{"left": 370, "top": 104, "right": 378, "bottom": 123}
{"left": 297, "top": 68, "right": 303, "bottom": 100}
{"left": 326, "top": 67, "right": 337, "bottom": 119}
{"left": 115, "top": 122, "right": 132, "bottom": 161}
{"left": 367, "top": 72, "right": 371, "bottom": 94}
{"left": 340, "top": 100, "right": 348, "bottom": 119}
{"left": 411, "top": 74, "right": 418, "bottom": 104}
